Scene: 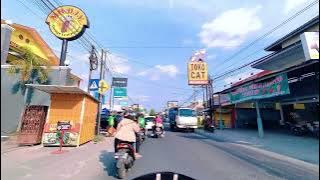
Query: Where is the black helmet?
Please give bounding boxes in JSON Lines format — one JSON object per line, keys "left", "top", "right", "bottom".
{"left": 124, "top": 110, "right": 137, "bottom": 121}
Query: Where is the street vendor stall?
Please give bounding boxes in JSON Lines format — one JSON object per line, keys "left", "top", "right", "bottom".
{"left": 26, "top": 84, "right": 99, "bottom": 147}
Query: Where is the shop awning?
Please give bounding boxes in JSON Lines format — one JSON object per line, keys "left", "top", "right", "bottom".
{"left": 25, "top": 84, "right": 99, "bottom": 103}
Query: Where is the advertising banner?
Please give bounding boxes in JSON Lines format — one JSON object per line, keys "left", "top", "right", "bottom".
{"left": 46, "top": 6, "right": 89, "bottom": 41}
{"left": 188, "top": 61, "right": 209, "bottom": 85}
{"left": 300, "top": 32, "right": 319, "bottom": 61}
{"left": 167, "top": 101, "right": 178, "bottom": 108}
{"left": 113, "top": 87, "right": 127, "bottom": 98}
{"left": 112, "top": 77, "right": 128, "bottom": 87}
{"left": 229, "top": 73, "right": 290, "bottom": 103}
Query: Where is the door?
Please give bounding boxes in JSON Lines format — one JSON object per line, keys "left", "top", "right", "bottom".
{"left": 18, "top": 106, "right": 48, "bottom": 145}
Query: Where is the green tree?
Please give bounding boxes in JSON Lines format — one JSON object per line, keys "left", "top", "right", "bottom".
{"left": 149, "top": 108, "right": 156, "bottom": 116}
{"left": 7, "top": 47, "right": 51, "bottom": 103}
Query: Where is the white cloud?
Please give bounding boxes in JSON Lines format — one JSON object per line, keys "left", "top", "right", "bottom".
{"left": 135, "top": 95, "right": 150, "bottom": 102}
{"left": 198, "top": 6, "right": 263, "bottom": 49}
{"left": 182, "top": 39, "right": 194, "bottom": 46}
{"left": 137, "top": 64, "right": 179, "bottom": 81}
{"left": 284, "top": 0, "right": 308, "bottom": 14}
{"left": 107, "top": 54, "right": 131, "bottom": 74}
{"left": 207, "top": 54, "right": 217, "bottom": 60}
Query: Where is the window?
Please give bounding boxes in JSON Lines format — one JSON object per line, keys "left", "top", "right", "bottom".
{"left": 179, "top": 109, "right": 196, "bottom": 117}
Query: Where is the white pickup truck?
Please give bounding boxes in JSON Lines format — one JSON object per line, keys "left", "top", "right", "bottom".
{"left": 170, "top": 108, "right": 198, "bottom": 132}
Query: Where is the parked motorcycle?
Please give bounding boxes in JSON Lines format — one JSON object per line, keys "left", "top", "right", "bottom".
{"left": 204, "top": 117, "right": 215, "bottom": 133}
{"left": 285, "top": 121, "right": 319, "bottom": 138}
{"left": 306, "top": 121, "right": 319, "bottom": 138}
{"left": 114, "top": 143, "right": 135, "bottom": 179}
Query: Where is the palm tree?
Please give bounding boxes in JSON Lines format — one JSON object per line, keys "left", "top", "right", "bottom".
{"left": 7, "top": 46, "right": 51, "bottom": 103}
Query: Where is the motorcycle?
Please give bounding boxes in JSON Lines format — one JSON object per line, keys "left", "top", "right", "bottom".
{"left": 114, "top": 143, "right": 135, "bottom": 179}
{"left": 204, "top": 118, "right": 215, "bottom": 133}
{"left": 152, "top": 124, "right": 164, "bottom": 138}
{"left": 306, "top": 121, "right": 319, "bottom": 138}
{"left": 285, "top": 121, "right": 307, "bottom": 136}
{"left": 285, "top": 121, "right": 319, "bottom": 138}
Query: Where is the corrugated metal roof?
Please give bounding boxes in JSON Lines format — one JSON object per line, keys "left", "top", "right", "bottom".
{"left": 25, "top": 84, "right": 99, "bottom": 103}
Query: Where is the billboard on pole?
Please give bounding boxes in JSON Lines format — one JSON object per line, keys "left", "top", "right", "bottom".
{"left": 113, "top": 87, "right": 127, "bottom": 98}
{"left": 188, "top": 61, "right": 208, "bottom": 85}
{"left": 112, "top": 77, "right": 128, "bottom": 87}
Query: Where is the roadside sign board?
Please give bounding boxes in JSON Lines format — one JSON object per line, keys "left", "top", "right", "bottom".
{"left": 57, "top": 121, "right": 71, "bottom": 131}
{"left": 113, "top": 87, "right": 127, "bottom": 98}
{"left": 89, "top": 79, "right": 99, "bottom": 91}
{"left": 112, "top": 77, "right": 128, "bottom": 87}
{"left": 188, "top": 61, "right": 209, "bottom": 85}
{"left": 98, "top": 80, "right": 109, "bottom": 94}
{"left": 300, "top": 32, "right": 319, "bottom": 61}
{"left": 119, "top": 101, "right": 128, "bottom": 106}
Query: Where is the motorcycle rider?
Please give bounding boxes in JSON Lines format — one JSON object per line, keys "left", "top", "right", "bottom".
{"left": 114, "top": 111, "right": 142, "bottom": 159}
{"left": 138, "top": 113, "right": 146, "bottom": 132}
{"left": 153, "top": 114, "right": 164, "bottom": 136}
{"left": 154, "top": 114, "right": 163, "bottom": 127}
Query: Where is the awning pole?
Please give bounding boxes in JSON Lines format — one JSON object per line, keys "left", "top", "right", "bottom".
{"left": 219, "top": 95, "right": 223, "bottom": 130}
{"left": 256, "top": 101, "right": 264, "bottom": 138}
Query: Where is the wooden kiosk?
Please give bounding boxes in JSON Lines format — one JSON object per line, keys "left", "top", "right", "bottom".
{"left": 26, "top": 85, "right": 99, "bottom": 147}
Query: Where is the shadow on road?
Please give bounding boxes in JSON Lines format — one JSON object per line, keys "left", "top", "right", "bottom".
{"left": 177, "top": 134, "right": 208, "bottom": 140}
{"left": 178, "top": 133, "right": 227, "bottom": 142}
{"left": 99, "top": 150, "right": 117, "bottom": 178}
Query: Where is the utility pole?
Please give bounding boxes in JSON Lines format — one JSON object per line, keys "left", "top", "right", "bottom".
{"left": 88, "top": 45, "right": 98, "bottom": 92}
{"left": 96, "top": 49, "right": 105, "bottom": 135}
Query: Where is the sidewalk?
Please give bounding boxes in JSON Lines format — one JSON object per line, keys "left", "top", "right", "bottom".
{"left": 2, "top": 137, "right": 115, "bottom": 180}
{"left": 195, "top": 128, "right": 319, "bottom": 165}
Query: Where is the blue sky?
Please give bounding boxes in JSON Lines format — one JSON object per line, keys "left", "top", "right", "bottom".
{"left": 2, "top": 0, "right": 319, "bottom": 111}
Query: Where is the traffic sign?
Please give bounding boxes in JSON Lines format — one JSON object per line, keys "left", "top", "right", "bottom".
{"left": 98, "top": 80, "right": 109, "bottom": 94}
{"left": 89, "top": 79, "right": 100, "bottom": 91}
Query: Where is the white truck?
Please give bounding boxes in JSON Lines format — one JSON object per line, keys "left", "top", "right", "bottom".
{"left": 170, "top": 107, "right": 198, "bottom": 132}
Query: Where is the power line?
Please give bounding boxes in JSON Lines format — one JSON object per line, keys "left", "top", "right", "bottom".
{"left": 210, "top": 0, "right": 319, "bottom": 78}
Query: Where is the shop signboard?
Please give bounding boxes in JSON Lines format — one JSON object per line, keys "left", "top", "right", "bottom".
{"left": 300, "top": 32, "right": 319, "bottom": 61}
{"left": 188, "top": 61, "right": 208, "bottom": 85}
{"left": 112, "top": 77, "right": 128, "bottom": 87}
{"left": 113, "top": 87, "right": 127, "bottom": 98}
{"left": 46, "top": 6, "right": 89, "bottom": 41}
{"left": 229, "top": 73, "right": 290, "bottom": 103}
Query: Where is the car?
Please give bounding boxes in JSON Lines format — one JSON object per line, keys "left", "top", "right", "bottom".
{"left": 145, "top": 116, "right": 156, "bottom": 130}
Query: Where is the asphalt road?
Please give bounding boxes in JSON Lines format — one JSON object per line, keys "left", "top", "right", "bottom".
{"left": 2, "top": 126, "right": 318, "bottom": 180}
{"left": 103, "top": 127, "right": 318, "bottom": 180}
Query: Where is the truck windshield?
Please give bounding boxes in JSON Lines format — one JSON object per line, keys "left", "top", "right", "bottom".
{"left": 179, "top": 109, "right": 196, "bottom": 117}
